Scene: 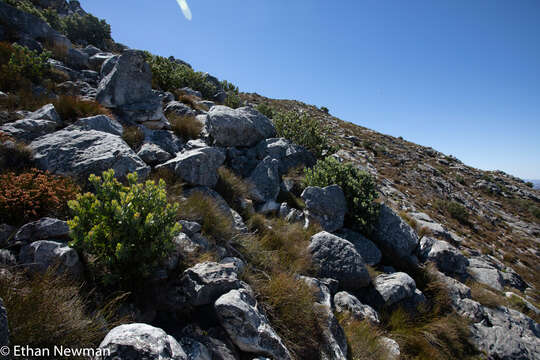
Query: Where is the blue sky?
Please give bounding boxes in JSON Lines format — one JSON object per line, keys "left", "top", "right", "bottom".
{"left": 80, "top": 0, "right": 540, "bottom": 179}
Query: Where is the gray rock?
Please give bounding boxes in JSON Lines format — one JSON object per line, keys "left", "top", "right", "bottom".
{"left": 89, "top": 52, "right": 115, "bottom": 72}
{"left": 215, "top": 288, "right": 292, "bottom": 360}
{"left": 0, "top": 224, "right": 15, "bottom": 248}
{"left": 302, "top": 185, "right": 347, "bottom": 232}
{"left": 14, "top": 218, "right": 69, "bottom": 244}
{"left": 0, "top": 297, "right": 8, "bottom": 347}
{"left": 471, "top": 306, "right": 540, "bottom": 360}
{"left": 177, "top": 220, "right": 202, "bottom": 237}
{"left": 308, "top": 231, "right": 370, "bottom": 290}
{"left": 206, "top": 106, "right": 276, "bottom": 147}
{"left": 19, "top": 240, "right": 82, "bottom": 277}
{"left": 0, "top": 249, "right": 15, "bottom": 266}
{"left": 66, "top": 47, "right": 89, "bottom": 70}
{"left": 248, "top": 156, "right": 280, "bottom": 203}
{"left": 467, "top": 256, "right": 527, "bottom": 291}
{"left": 220, "top": 257, "right": 246, "bottom": 274}
{"left": 418, "top": 237, "right": 469, "bottom": 275}
{"left": 81, "top": 45, "right": 101, "bottom": 57}
{"left": 30, "top": 129, "right": 150, "bottom": 180}
{"left": 0, "top": 118, "right": 58, "bottom": 141}
{"left": 56, "top": 80, "right": 97, "bottom": 99}
{"left": 96, "top": 50, "right": 167, "bottom": 129}
{"left": 380, "top": 337, "right": 400, "bottom": 360}
{"left": 334, "top": 291, "right": 380, "bottom": 324}
{"left": 180, "top": 262, "right": 244, "bottom": 306}
{"left": 374, "top": 204, "right": 419, "bottom": 258}
{"left": 137, "top": 143, "right": 173, "bottom": 166}
{"left": 334, "top": 228, "right": 382, "bottom": 266}
{"left": 28, "top": 104, "right": 62, "bottom": 125}
{"left": 180, "top": 87, "right": 202, "bottom": 98}
{"left": 142, "top": 128, "right": 183, "bottom": 155}
{"left": 156, "top": 147, "right": 225, "bottom": 187}
{"left": 67, "top": 115, "right": 123, "bottom": 136}
{"left": 255, "top": 138, "right": 316, "bottom": 174}
{"left": 180, "top": 337, "right": 211, "bottom": 360}
{"left": 505, "top": 292, "right": 540, "bottom": 316}
{"left": 100, "top": 54, "right": 119, "bottom": 76}
{"left": 285, "top": 209, "right": 304, "bottom": 224}
{"left": 96, "top": 323, "right": 187, "bottom": 360}
{"left": 373, "top": 272, "right": 417, "bottom": 306}
{"left": 278, "top": 203, "right": 291, "bottom": 219}
{"left": 164, "top": 101, "right": 197, "bottom": 117}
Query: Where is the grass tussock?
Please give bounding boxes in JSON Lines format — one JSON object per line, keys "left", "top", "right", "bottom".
{"left": 215, "top": 167, "right": 253, "bottom": 216}
{"left": 468, "top": 281, "right": 506, "bottom": 309}
{"left": 121, "top": 126, "right": 144, "bottom": 151}
{"left": 0, "top": 269, "right": 126, "bottom": 359}
{"left": 180, "top": 192, "right": 234, "bottom": 245}
{"left": 337, "top": 314, "right": 392, "bottom": 360}
{"left": 0, "top": 132, "right": 34, "bottom": 171}
{"left": 176, "top": 93, "right": 208, "bottom": 111}
{"left": 53, "top": 95, "right": 110, "bottom": 124}
{"left": 168, "top": 113, "right": 203, "bottom": 140}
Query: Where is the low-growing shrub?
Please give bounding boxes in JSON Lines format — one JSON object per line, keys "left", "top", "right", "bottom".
{"left": 304, "top": 156, "right": 379, "bottom": 235}
{"left": 53, "top": 95, "right": 110, "bottom": 124}
{"left": 168, "top": 113, "right": 203, "bottom": 140}
{"left": 320, "top": 106, "right": 329, "bottom": 114}
{"left": 0, "top": 169, "right": 80, "bottom": 225}
{"left": 68, "top": 170, "right": 181, "bottom": 288}
{"left": 145, "top": 53, "right": 217, "bottom": 99}
{"left": 446, "top": 201, "right": 469, "bottom": 224}
{"left": 0, "top": 269, "right": 126, "bottom": 359}
{"left": 220, "top": 80, "right": 239, "bottom": 94}
{"left": 256, "top": 102, "right": 274, "bottom": 119}
{"left": 7, "top": 44, "right": 51, "bottom": 83}
{"left": 273, "top": 110, "right": 331, "bottom": 158}
{"left": 525, "top": 181, "right": 534, "bottom": 188}
{"left": 121, "top": 126, "right": 144, "bottom": 150}
{"left": 62, "top": 13, "right": 112, "bottom": 49}
{"left": 224, "top": 92, "right": 242, "bottom": 108}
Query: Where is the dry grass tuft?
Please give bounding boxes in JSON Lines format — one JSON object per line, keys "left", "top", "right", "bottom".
{"left": 53, "top": 96, "right": 110, "bottom": 124}
{"left": 215, "top": 167, "right": 252, "bottom": 216}
{"left": 338, "top": 313, "right": 392, "bottom": 360}
{"left": 168, "top": 113, "right": 203, "bottom": 140}
{"left": 121, "top": 126, "right": 144, "bottom": 151}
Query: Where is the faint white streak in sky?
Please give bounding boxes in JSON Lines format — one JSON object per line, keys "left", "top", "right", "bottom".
{"left": 176, "top": 0, "right": 192, "bottom": 20}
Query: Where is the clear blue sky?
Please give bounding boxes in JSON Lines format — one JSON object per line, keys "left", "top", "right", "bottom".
{"left": 80, "top": 0, "right": 540, "bottom": 179}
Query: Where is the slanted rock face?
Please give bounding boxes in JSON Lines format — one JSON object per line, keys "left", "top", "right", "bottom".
{"left": 334, "top": 228, "right": 382, "bottom": 266}
{"left": 0, "top": 118, "right": 58, "bottom": 141}
{"left": 215, "top": 288, "right": 292, "bottom": 360}
{"left": 302, "top": 185, "right": 347, "bottom": 232}
{"left": 179, "top": 262, "right": 244, "bottom": 306}
{"left": 248, "top": 156, "right": 280, "bottom": 203}
{"left": 255, "top": 137, "right": 316, "bottom": 174}
{"left": 205, "top": 106, "right": 276, "bottom": 147}
{"left": 30, "top": 129, "right": 150, "bottom": 180}
{"left": 137, "top": 143, "right": 173, "bottom": 166}
{"left": 67, "top": 115, "right": 123, "bottom": 136}
{"left": 13, "top": 217, "right": 69, "bottom": 244}
{"left": 156, "top": 147, "right": 225, "bottom": 187}
{"left": 467, "top": 256, "right": 526, "bottom": 292}
{"left": 28, "top": 104, "right": 62, "bottom": 125}
{"left": 418, "top": 237, "right": 469, "bottom": 275}
{"left": 334, "top": 291, "right": 380, "bottom": 324}
{"left": 374, "top": 204, "right": 419, "bottom": 259}
{"left": 96, "top": 50, "right": 168, "bottom": 129}
{"left": 308, "top": 231, "right": 370, "bottom": 290}
{"left": 373, "top": 272, "right": 417, "bottom": 306}
{"left": 19, "top": 240, "right": 83, "bottom": 277}
{"left": 96, "top": 323, "right": 188, "bottom": 360}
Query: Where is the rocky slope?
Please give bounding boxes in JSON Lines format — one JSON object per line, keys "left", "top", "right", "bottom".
{"left": 0, "top": 1, "right": 539, "bottom": 359}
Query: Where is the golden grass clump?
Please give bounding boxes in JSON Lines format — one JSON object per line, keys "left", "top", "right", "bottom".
{"left": 121, "top": 126, "right": 145, "bottom": 151}
{"left": 168, "top": 113, "right": 203, "bottom": 140}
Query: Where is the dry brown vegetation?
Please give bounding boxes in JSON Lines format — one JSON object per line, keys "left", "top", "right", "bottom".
{"left": 168, "top": 113, "right": 203, "bottom": 140}
{"left": 121, "top": 125, "right": 144, "bottom": 150}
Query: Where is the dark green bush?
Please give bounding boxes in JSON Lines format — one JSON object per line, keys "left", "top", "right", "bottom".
{"left": 273, "top": 111, "right": 331, "bottom": 158}
{"left": 62, "top": 13, "right": 112, "bottom": 49}
{"left": 304, "top": 156, "right": 379, "bottom": 235}
{"left": 320, "top": 106, "right": 329, "bottom": 114}
{"left": 446, "top": 201, "right": 469, "bottom": 224}
{"left": 525, "top": 181, "right": 534, "bottom": 188}
{"left": 224, "top": 92, "right": 242, "bottom": 108}
{"left": 145, "top": 53, "right": 217, "bottom": 99}
{"left": 68, "top": 170, "right": 181, "bottom": 288}
{"left": 7, "top": 44, "right": 51, "bottom": 83}
{"left": 256, "top": 102, "right": 274, "bottom": 119}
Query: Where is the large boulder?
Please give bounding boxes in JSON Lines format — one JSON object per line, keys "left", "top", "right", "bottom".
{"left": 255, "top": 138, "right": 316, "bottom": 174}
{"left": 248, "top": 156, "right": 280, "bottom": 203}
{"left": 373, "top": 272, "right": 417, "bottom": 307}
{"left": 96, "top": 323, "right": 187, "bottom": 360}
{"left": 28, "top": 104, "right": 62, "bottom": 125}
{"left": 308, "top": 231, "right": 370, "bottom": 290}
{"left": 30, "top": 129, "right": 150, "bottom": 180}
{"left": 13, "top": 217, "right": 69, "bottom": 245}
{"left": 418, "top": 237, "right": 468, "bottom": 275}
{"left": 215, "top": 288, "right": 292, "bottom": 360}
{"left": 334, "top": 291, "right": 380, "bottom": 324}
{"left": 0, "top": 118, "right": 58, "bottom": 141}
{"left": 467, "top": 256, "right": 526, "bottom": 292}
{"left": 374, "top": 204, "right": 419, "bottom": 259}
{"left": 205, "top": 106, "right": 276, "bottom": 147}
{"left": 137, "top": 143, "right": 173, "bottom": 166}
{"left": 67, "top": 115, "right": 123, "bottom": 136}
{"left": 179, "top": 262, "right": 245, "bottom": 306}
{"left": 96, "top": 50, "right": 168, "bottom": 129}
{"left": 302, "top": 185, "right": 347, "bottom": 232}
{"left": 156, "top": 147, "right": 225, "bottom": 187}
{"left": 334, "top": 228, "right": 382, "bottom": 266}
{"left": 19, "top": 240, "right": 83, "bottom": 278}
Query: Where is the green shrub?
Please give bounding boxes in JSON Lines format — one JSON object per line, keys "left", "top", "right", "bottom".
{"left": 221, "top": 80, "right": 239, "bottom": 94}
{"left": 145, "top": 53, "right": 217, "bottom": 99}
{"left": 224, "top": 92, "right": 242, "bottom": 108}
{"left": 256, "top": 102, "right": 274, "bottom": 119}
{"left": 304, "top": 156, "right": 379, "bottom": 235}
{"left": 68, "top": 170, "right": 181, "bottom": 288}
{"left": 0, "top": 269, "right": 126, "bottom": 359}
{"left": 0, "top": 169, "right": 80, "bottom": 225}
{"left": 320, "top": 106, "right": 329, "bottom": 114}
{"left": 446, "top": 201, "right": 469, "bottom": 224}
{"left": 6, "top": 44, "right": 51, "bottom": 83}
{"left": 525, "top": 181, "right": 534, "bottom": 188}
{"left": 273, "top": 110, "right": 331, "bottom": 158}
{"left": 62, "top": 13, "right": 112, "bottom": 49}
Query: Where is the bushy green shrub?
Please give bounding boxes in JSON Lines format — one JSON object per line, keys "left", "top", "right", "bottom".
{"left": 68, "top": 170, "right": 181, "bottom": 288}
{"left": 445, "top": 201, "right": 469, "bottom": 224}
{"left": 62, "top": 13, "right": 112, "bottom": 49}
{"left": 304, "top": 156, "right": 379, "bottom": 235}
{"left": 145, "top": 53, "right": 217, "bottom": 99}
{"left": 273, "top": 110, "right": 331, "bottom": 158}
{"left": 320, "top": 106, "right": 329, "bottom": 114}
{"left": 221, "top": 80, "right": 239, "bottom": 94}
{"left": 7, "top": 44, "right": 51, "bottom": 83}
{"left": 256, "top": 102, "right": 274, "bottom": 119}
{"left": 224, "top": 92, "right": 242, "bottom": 108}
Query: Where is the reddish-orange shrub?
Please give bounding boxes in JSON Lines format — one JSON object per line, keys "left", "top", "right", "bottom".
{"left": 0, "top": 169, "right": 80, "bottom": 225}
